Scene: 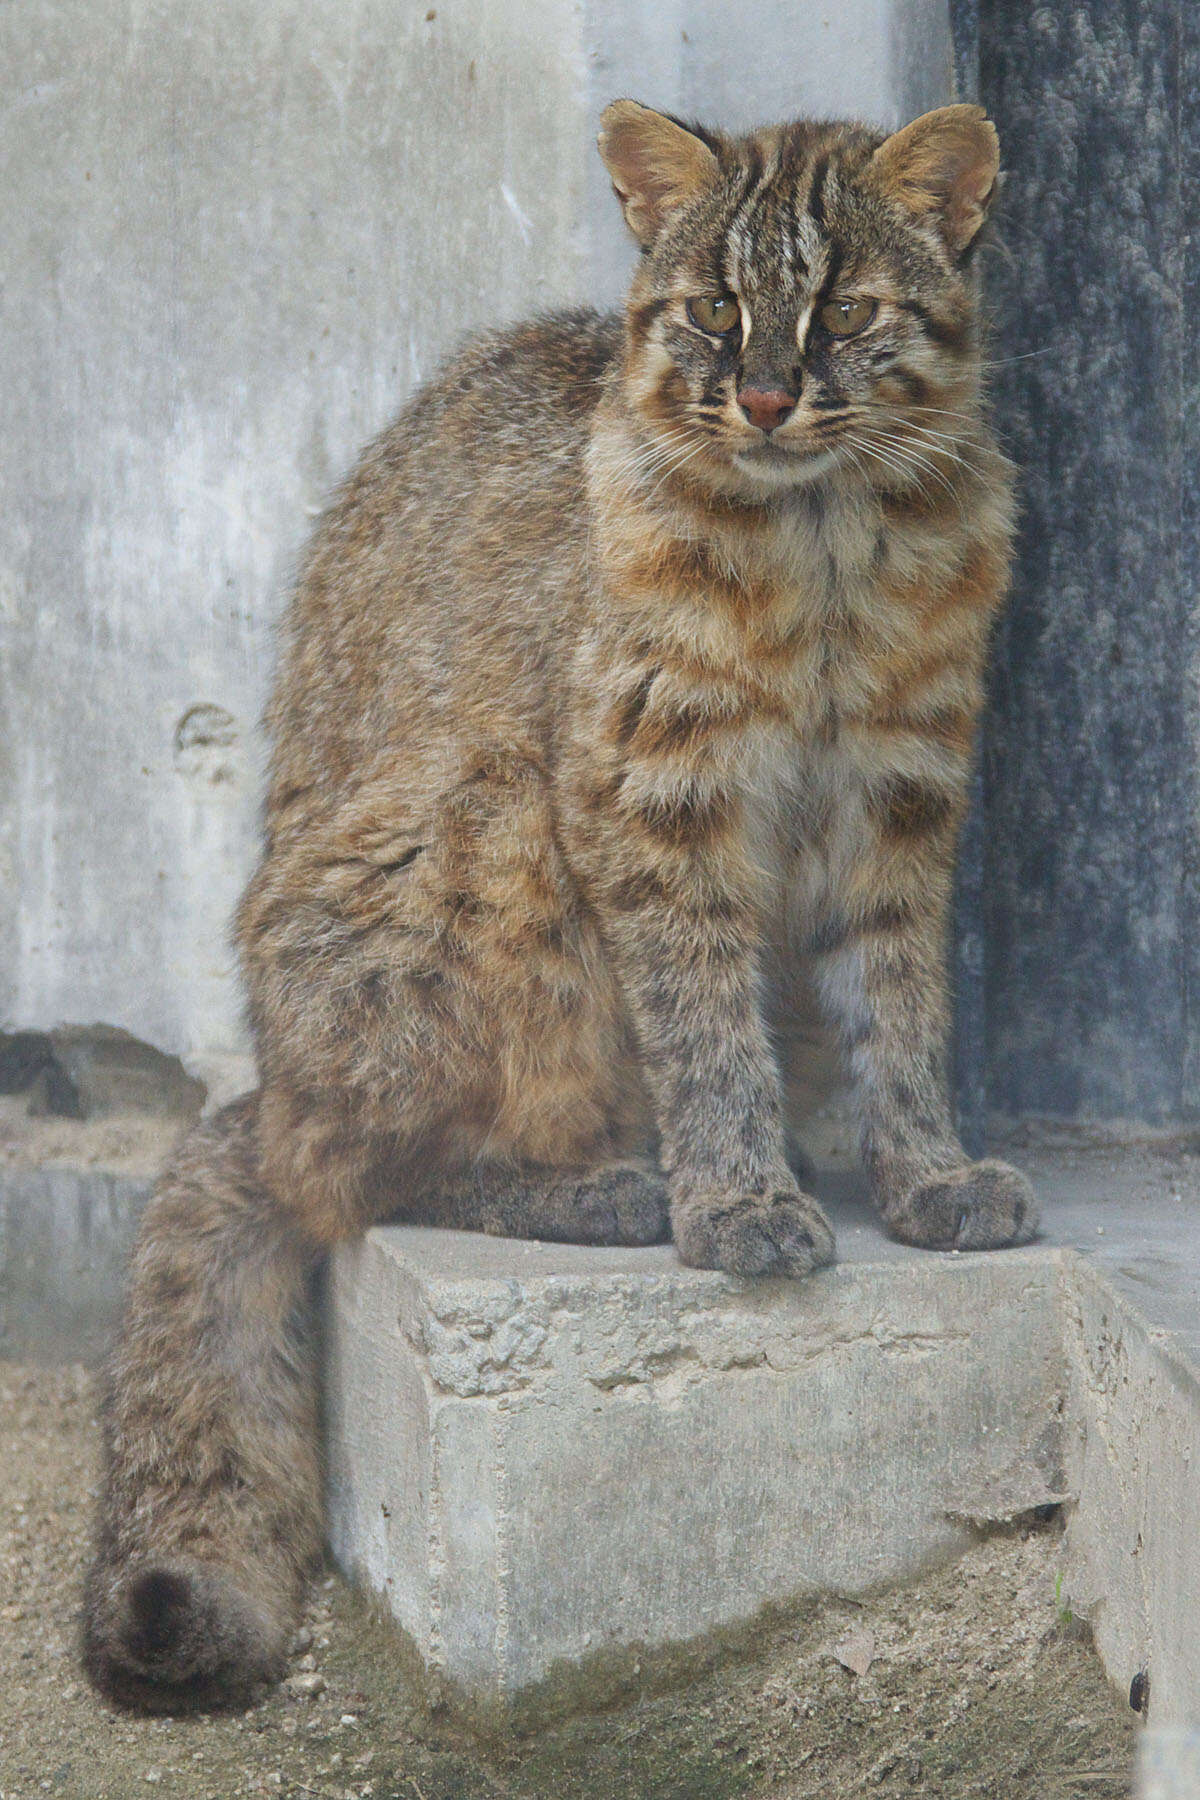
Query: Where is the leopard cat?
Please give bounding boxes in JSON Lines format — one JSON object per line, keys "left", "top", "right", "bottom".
{"left": 83, "top": 99, "right": 1036, "bottom": 1711}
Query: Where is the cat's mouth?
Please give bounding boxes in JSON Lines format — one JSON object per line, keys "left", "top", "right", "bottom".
{"left": 731, "top": 439, "right": 841, "bottom": 484}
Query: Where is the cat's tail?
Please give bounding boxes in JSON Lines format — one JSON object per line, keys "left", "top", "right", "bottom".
{"left": 82, "top": 1093, "right": 323, "bottom": 1711}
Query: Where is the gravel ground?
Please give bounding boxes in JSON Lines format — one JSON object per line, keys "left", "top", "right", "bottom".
{"left": 0, "top": 1361, "right": 1135, "bottom": 1800}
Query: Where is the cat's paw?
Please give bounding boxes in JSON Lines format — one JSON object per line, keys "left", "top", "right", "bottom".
{"left": 882, "top": 1158, "right": 1038, "bottom": 1251}
{"left": 672, "top": 1187, "right": 836, "bottom": 1278}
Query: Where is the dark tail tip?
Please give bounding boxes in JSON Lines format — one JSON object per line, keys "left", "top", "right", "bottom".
{"left": 82, "top": 1559, "right": 288, "bottom": 1714}
{"left": 125, "top": 1568, "right": 193, "bottom": 1659}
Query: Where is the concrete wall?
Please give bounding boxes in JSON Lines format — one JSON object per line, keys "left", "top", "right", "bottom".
{"left": 0, "top": 1, "right": 951, "bottom": 1096}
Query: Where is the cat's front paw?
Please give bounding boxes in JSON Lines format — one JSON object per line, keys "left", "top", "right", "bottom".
{"left": 672, "top": 1187, "right": 836, "bottom": 1278}
{"left": 882, "top": 1158, "right": 1038, "bottom": 1251}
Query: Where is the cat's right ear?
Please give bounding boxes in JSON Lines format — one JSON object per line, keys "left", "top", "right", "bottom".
{"left": 598, "top": 100, "right": 718, "bottom": 247}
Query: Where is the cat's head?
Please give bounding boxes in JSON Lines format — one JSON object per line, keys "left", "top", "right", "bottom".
{"left": 597, "top": 101, "right": 999, "bottom": 497}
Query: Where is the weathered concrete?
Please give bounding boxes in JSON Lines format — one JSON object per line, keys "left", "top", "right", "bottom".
{"left": 952, "top": 0, "right": 1200, "bottom": 1133}
{"left": 325, "top": 1228, "right": 1064, "bottom": 1703}
{"left": 0, "top": 1165, "right": 153, "bottom": 1363}
{"left": 1061, "top": 1264, "right": 1200, "bottom": 1727}
{"left": 1140, "top": 1731, "right": 1200, "bottom": 1800}
{"left": 324, "top": 1159, "right": 1200, "bottom": 1718}
{"left": 0, "top": 1, "right": 951, "bottom": 1088}
{"left": 0, "top": 1131, "right": 1195, "bottom": 1717}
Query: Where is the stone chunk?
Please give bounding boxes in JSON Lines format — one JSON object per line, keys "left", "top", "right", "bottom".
{"left": 324, "top": 1226, "right": 1065, "bottom": 1708}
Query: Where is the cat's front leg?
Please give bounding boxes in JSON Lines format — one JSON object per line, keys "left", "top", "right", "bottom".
{"left": 810, "top": 795, "right": 1037, "bottom": 1252}
{"left": 606, "top": 885, "right": 836, "bottom": 1277}
{"left": 566, "top": 668, "right": 835, "bottom": 1279}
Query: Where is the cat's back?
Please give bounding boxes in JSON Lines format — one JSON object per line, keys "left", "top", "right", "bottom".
{"left": 269, "top": 309, "right": 622, "bottom": 797}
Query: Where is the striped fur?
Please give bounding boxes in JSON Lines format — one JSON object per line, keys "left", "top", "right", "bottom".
{"left": 84, "top": 103, "right": 1035, "bottom": 1711}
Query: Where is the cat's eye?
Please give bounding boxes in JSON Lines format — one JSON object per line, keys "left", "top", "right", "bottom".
{"left": 819, "top": 297, "right": 877, "bottom": 338}
{"left": 687, "top": 294, "right": 741, "bottom": 336}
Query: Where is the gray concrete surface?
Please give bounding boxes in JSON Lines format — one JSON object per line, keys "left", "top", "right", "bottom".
{"left": 324, "top": 1151, "right": 1200, "bottom": 1719}
{"left": 1062, "top": 1264, "right": 1200, "bottom": 1728}
{"left": 0, "top": 1164, "right": 151, "bottom": 1364}
{"left": 1, "top": 1124, "right": 1195, "bottom": 1720}
{"left": 1140, "top": 1731, "right": 1200, "bottom": 1800}
{"left": 0, "top": 1, "right": 951, "bottom": 1095}
{"left": 325, "top": 1226, "right": 1064, "bottom": 1704}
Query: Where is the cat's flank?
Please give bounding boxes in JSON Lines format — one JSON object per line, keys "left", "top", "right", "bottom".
{"left": 84, "top": 100, "right": 1036, "bottom": 1709}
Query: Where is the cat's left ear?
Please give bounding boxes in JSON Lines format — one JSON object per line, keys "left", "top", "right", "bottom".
{"left": 871, "top": 104, "right": 999, "bottom": 257}
{"left": 598, "top": 100, "right": 719, "bottom": 247}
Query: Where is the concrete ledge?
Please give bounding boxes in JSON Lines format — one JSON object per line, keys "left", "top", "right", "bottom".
{"left": 1139, "top": 1730, "right": 1200, "bottom": 1799}
{"left": 324, "top": 1224, "right": 1067, "bottom": 1707}
{"left": 2, "top": 1136, "right": 1195, "bottom": 1723}
{"left": 1062, "top": 1259, "right": 1200, "bottom": 1725}
{"left": 325, "top": 1159, "right": 1200, "bottom": 1723}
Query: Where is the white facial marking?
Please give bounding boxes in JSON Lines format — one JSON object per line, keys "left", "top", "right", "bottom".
{"left": 794, "top": 210, "right": 823, "bottom": 269}
{"left": 732, "top": 446, "right": 841, "bottom": 489}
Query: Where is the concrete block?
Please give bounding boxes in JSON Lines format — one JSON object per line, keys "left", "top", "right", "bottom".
{"left": 324, "top": 1226, "right": 1065, "bottom": 1709}
{"left": 1139, "top": 1731, "right": 1200, "bottom": 1800}
{"left": 325, "top": 1160, "right": 1200, "bottom": 1719}
{"left": 1060, "top": 1260, "right": 1200, "bottom": 1727}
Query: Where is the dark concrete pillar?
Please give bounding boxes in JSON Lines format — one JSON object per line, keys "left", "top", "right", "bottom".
{"left": 952, "top": 0, "right": 1199, "bottom": 1134}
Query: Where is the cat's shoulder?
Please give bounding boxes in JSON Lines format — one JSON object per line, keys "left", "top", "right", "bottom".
{"left": 430, "top": 307, "right": 623, "bottom": 417}
{"left": 301, "top": 309, "right": 623, "bottom": 549}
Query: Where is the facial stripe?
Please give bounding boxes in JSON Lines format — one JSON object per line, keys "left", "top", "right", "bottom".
{"left": 806, "top": 150, "right": 833, "bottom": 230}
{"left": 897, "top": 299, "right": 969, "bottom": 353}
{"left": 813, "top": 243, "right": 844, "bottom": 314}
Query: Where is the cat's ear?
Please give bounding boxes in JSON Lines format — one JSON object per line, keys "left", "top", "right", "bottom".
{"left": 598, "top": 100, "right": 719, "bottom": 247}
{"left": 871, "top": 104, "right": 999, "bottom": 256}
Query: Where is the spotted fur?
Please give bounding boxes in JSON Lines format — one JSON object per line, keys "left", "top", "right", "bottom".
{"left": 84, "top": 102, "right": 1036, "bottom": 1710}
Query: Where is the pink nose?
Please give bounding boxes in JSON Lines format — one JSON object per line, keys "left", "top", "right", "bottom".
{"left": 737, "top": 386, "right": 797, "bottom": 433}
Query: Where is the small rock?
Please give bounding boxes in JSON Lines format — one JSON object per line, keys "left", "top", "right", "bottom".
{"left": 834, "top": 1629, "right": 877, "bottom": 1678}
{"left": 286, "top": 1671, "right": 326, "bottom": 1698}
{"left": 290, "top": 1626, "right": 314, "bottom": 1655}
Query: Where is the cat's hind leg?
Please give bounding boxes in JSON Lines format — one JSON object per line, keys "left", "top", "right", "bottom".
{"left": 84, "top": 748, "right": 653, "bottom": 1711}
{"left": 416, "top": 1157, "right": 669, "bottom": 1245}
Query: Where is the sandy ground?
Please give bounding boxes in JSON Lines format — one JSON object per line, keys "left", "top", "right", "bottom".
{"left": 0, "top": 1362, "right": 1135, "bottom": 1800}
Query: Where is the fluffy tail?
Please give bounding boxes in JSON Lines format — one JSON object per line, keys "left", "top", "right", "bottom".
{"left": 82, "top": 1094, "right": 322, "bottom": 1711}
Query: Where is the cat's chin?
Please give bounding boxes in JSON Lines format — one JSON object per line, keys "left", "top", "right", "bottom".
{"left": 730, "top": 443, "right": 841, "bottom": 490}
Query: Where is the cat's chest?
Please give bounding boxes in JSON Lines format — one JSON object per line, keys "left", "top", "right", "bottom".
{"left": 740, "top": 505, "right": 918, "bottom": 735}
{"left": 720, "top": 503, "right": 956, "bottom": 846}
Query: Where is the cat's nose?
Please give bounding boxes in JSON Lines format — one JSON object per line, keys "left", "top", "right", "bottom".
{"left": 737, "top": 386, "right": 797, "bottom": 433}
